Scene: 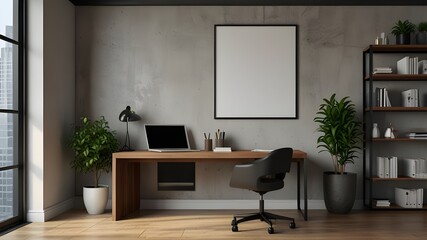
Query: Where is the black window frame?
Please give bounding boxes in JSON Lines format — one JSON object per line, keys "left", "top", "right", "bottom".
{"left": 0, "top": 0, "right": 25, "bottom": 232}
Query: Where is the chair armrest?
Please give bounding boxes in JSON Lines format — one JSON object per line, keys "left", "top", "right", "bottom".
{"left": 229, "top": 163, "right": 263, "bottom": 190}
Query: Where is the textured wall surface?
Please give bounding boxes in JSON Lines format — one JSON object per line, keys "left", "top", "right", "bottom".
{"left": 75, "top": 6, "right": 427, "bottom": 202}
{"left": 27, "top": 0, "right": 76, "bottom": 221}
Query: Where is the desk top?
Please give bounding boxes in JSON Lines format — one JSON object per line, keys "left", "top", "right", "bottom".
{"left": 113, "top": 150, "right": 306, "bottom": 161}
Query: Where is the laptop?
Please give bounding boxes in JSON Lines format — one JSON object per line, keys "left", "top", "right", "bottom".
{"left": 145, "top": 124, "right": 199, "bottom": 152}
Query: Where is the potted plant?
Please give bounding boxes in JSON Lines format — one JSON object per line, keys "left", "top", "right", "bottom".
{"left": 70, "top": 116, "right": 119, "bottom": 214}
{"left": 416, "top": 22, "right": 427, "bottom": 44}
{"left": 391, "top": 20, "right": 415, "bottom": 45}
{"left": 314, "top": 94, "right": 362, "bottom": 214}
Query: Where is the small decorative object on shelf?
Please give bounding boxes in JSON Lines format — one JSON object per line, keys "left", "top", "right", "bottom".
{"left": 384, "top": 123, "right": 393, "bottom": 138}
{"left": 374, "top": 32, "right": 389, "bottom": 45}
{"left": 372, "top": 123, "right": 380, "bottom": 138}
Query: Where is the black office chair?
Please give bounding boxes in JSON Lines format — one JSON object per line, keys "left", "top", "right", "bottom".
{"left": 229, "top": 148, "right": 296, "bottom": 234}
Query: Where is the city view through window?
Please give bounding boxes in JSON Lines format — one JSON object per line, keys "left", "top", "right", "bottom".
{"left": 0, "top": 25, "right": 15, "bottom": 222}
{"left": 0, "top": 0, "right": 22, "bottom": 229}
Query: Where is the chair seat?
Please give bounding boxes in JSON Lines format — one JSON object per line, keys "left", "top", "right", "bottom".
{"left": 253, "top": 177, "right": 284, "bottom": 193}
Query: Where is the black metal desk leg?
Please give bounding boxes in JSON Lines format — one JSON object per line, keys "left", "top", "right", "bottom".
{"left": 297, "top": 162, "right": 301, "bottom": 211}
{"left": 297, "top": 160, "right": 308, "bottom": 221}
{"left": 304, "top": 159, "right": 308, "bottom": 220}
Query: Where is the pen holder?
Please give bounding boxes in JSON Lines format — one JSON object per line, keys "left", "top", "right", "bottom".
{"left": 214, "top": 139, "right": 224, "bottom": 148}
{"left": 204, "top": 139, "right": 212, "bottom": 151}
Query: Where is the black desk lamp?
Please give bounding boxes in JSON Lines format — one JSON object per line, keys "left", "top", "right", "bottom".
{"left": 119, "top": 106, "right": 141, "bottom": 151}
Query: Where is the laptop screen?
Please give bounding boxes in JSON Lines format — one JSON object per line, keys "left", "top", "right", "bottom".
{"left": 145, "top": 125, "right": 190, "bottom": 149}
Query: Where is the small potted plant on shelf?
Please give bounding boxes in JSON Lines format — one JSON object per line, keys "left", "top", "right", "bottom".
{"left": 416, "top": 22, "right": 427, "bottom": 45}
{"left": 314, "top": 94, "right": 362, "bottom": 214}
{"left": 70, "top": 116, "right": 119, "bottom": 214}
{"left": 391, "top": 20, "right": 416, "bottom": 45}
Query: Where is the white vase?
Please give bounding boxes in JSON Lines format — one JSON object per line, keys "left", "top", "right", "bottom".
{"left": 372, "top": 123, "right": 380, "bottom": 138}
{"left": 384, "top": 128, "right": 392, "bottom": 138}
{"left": 83, "top": 186, "right": 108, "bottom": 215}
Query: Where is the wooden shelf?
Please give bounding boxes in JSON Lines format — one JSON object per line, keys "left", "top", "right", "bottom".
{"left": 372, "top": 202, "right": 427, "bottom": 209}
{"left": 371, "top": 138, "right": 427, "bottom": 142}
{"left": 363, "top": 45, "right": 427, "bottom": 53}
{"left": 364, "top": 74, "right": 427, "bottom": 81}
{"left": 365, "top": 107, "right": 427, "bottom": 112}
{"left": 371, "top": 176, "right": 427, "bottom": 181}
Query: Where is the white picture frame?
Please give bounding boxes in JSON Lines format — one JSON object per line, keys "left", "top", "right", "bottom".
{"left": 214, "top": 25, "right": 298, "bottom": 119}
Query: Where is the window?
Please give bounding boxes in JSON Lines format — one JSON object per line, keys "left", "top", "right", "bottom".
{"left": 0, "top": 0, "right": 24, "bottom": 231}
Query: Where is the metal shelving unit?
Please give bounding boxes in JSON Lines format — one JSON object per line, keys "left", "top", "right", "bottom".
{"left": 363, "top": 45, "right": 427, "bottom": 210}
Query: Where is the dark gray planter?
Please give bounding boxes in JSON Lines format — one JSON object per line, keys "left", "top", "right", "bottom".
{"left": 395, "top": 34, "right": 411, "bottom": 45}
{"left": 323, "top": 172, "right": 357, "bottom": 214}
{"left": 416, "top": 32, "right": 427, "bottom": 45}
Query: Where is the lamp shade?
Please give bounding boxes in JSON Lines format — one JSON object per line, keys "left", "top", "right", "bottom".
{"left": 119, "top": 106, "right": 141, "bottom": 122}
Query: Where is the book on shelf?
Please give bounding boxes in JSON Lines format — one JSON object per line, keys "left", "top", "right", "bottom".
{"left": 377, "top": 156, "right": 398, "bottom": 178}
{"left": 397, "top": 56, "right": 419, "bottom": 74}
{"left": 213, "top": 147, "right": 232, "bottom": 152}
{"left": 401, "top": 89, "right": 419, "bottom": 107}
{"left": 395, "top": 187, "right": 424, "bottom": 208}
{"left": 373, "top": 67, "right": 392, "bottom": 74}
{"left": 376, "top": 88, "right": 392, "bottom": 107}
{"left": 407, "top": 132, "right": 427, "bottom": 139}
{"left": 375, "top": 199, "right": 391, "bottom": 207}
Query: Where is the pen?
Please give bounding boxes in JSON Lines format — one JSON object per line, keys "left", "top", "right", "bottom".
{"left": 208, "top": 133, "right": 210, "bottom": 140}
{"left": 204, "top": 133, "right": 207, "bottom": 139}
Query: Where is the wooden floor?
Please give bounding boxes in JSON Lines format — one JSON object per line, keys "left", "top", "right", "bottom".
{"left": 1, "top": 209, "right": 426, "bottom": 239}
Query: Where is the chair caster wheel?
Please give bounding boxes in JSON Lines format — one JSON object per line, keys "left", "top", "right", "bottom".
{"left": 232, "top": 225, "right": 238, "bottom": 232}
{"left": 268, "top": 227, "right": 274, "bottom": 234}
{"left": 231, "top": 218, "right": 237, "bottom": 226}
{"left": 289, "top": 221, "right": 296, "bottom": 229}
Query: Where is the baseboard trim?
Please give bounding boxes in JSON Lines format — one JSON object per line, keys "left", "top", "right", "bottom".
{"left": 27, "top": 198, "right": 75, "bottom": 222}
{"left": 74, "top": 198, "right": 364, "bottom": 211}
{"left": 140, "top": 199, "right": 329, "bottom": 210}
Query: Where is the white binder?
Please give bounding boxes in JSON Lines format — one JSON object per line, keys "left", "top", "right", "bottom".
{"left": 416, "top": 188, "right": 424, "bottom": 208}
{"left": 399, "top": 159, "right": 416, "bottom": 177}
{"left": 377, "top": 157, "right": 385, "bottom": 178}
{"left": 395, "top": 188, "right": 411, "bottom": 208}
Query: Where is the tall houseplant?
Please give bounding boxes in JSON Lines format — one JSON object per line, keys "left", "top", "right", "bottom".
{"left": 70, "top": 116, "right": 119, "bottom": 214}
{"left": 314, "top": 94, "right": 362, "bottom": 213}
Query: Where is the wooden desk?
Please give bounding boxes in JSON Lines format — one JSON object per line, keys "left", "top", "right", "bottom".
{"left": 112, "top": 150, "right": 308, "bottom": 221}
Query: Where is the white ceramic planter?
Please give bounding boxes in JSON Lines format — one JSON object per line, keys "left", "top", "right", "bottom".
{"left": 83, "top": 185, "right": 108, "bottom": 215}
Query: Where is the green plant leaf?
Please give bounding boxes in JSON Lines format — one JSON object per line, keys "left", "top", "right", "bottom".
{"left": 69, "top": 116, "right": 119, "bottom": 186}
{"left": 314, "top": 94, "right": 362, "bottom": 174}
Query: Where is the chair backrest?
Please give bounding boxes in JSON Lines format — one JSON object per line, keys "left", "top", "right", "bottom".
{"left": 229, "top": 147, "right": 293, "bottom": 192}
{"left": 254, "top": 147, "right": 293, "bottom": 180}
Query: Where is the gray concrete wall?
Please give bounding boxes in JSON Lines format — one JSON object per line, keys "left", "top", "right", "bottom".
{"left": 75, "top": 6, "right": 427, "bottom": 203}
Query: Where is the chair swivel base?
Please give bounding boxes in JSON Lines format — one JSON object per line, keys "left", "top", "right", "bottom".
{"left": 231, "top": 209, "right": 296, "bottom": 234}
